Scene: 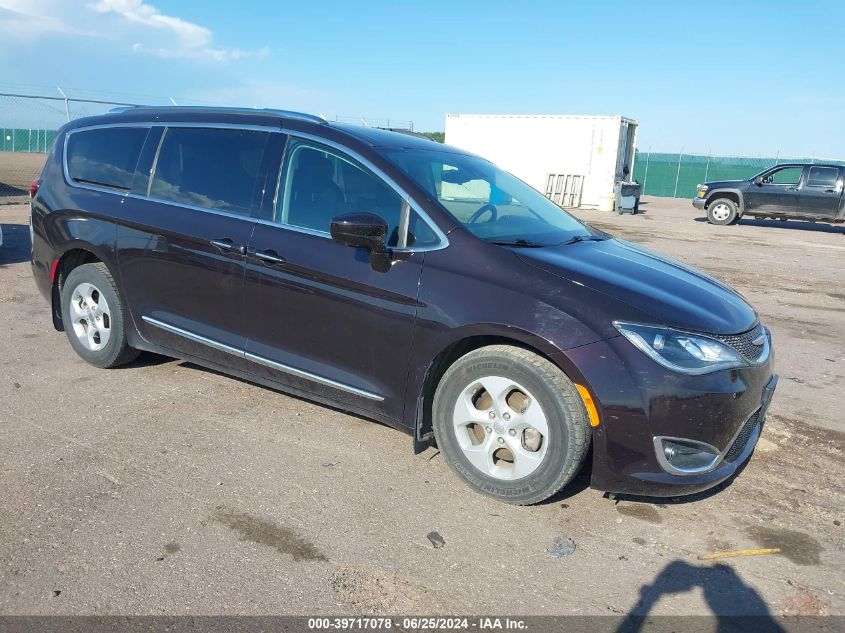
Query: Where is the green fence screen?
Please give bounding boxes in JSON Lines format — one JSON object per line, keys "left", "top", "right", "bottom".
{"left": 632, "top": 152, "right": 844, "bottom": 199}
{"left": 0, "top": 128, "right": 58, "bottom": 153}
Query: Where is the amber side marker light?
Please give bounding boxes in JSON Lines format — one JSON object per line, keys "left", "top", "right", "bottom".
{"left": 575, "top": 384, "right": 600, "bottom": 427}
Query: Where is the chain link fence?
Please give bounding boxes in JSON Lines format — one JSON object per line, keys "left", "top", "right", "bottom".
{"left": 0, "top": 92, "right": 141, "bottom": 202}
{"left": 633, "top": 150, "right": 845, "bottom": 199}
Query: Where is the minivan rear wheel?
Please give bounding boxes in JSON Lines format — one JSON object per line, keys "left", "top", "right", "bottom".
{"left": 432, "top": 345, "right": 590, "bottom": 505}
{"left": 61, "top": 263, "right": 139, "bottom": 368}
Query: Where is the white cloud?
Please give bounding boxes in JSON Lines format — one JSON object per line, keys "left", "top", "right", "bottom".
{"left": 0, "top": 0, "right": 268, "bottom": 62}
{"left": 88, "top": 0, "right": 267, "bottom": 61}
{"left": 89, "top": 0, "right": 211, "bottom": 48}
{"left": 0, "top": 1, "right": 100, "bottom": 39}
{"left": 131, "top": 42, "right": 269, "bottom": 62}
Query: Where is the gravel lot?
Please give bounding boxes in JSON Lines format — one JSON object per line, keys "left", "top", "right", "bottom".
{"left": 0, "top": 197, "right": 843, "bottom": 617}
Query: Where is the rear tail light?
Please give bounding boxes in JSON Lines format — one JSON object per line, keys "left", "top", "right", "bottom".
{"left": 29, "top": 180, "right": 41, "bottom": 199}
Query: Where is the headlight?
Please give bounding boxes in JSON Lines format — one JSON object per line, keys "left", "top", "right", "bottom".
{"left": 696, "top": 184, "right": 708, "bottom": 198}
{"left": 613, "top": 321, "right": 745, "bottom": 375}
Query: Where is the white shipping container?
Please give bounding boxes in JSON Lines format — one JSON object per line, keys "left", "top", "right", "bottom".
{"left": 444, "top": 114, "right": 638, "bottom": 209}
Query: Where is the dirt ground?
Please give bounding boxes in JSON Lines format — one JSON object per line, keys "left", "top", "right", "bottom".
{"left": 0, "top": 198, "right": 843, "bottom": 618}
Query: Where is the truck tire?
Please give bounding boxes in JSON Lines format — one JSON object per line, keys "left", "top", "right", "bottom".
{"left": 707, "top": 198, "right": 739, "bottom": 225}
{"left": 432, "top": 345, "right": 591, "bottom": 505}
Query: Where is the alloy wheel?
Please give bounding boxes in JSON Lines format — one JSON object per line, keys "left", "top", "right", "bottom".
{"left": 68, "top": 282, "right": 111, "bottom": 351}
{"left": 452, "top": 376, "right": 549, "bottom": 480}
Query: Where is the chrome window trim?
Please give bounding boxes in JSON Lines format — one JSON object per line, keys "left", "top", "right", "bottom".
{"left": 62, "top": 121, "right": 283, "bottom": 199}
{"left": 61, "top": 121, "right": 449, "bottom": 253}
{"left": 62, "top": 124, "right": 152, "bottom": 197}
{"left": 142, "top": 316, "right": 384, "bottom": 401}
{"left": 125, "top": 192, "right": 259, "bottom": 222}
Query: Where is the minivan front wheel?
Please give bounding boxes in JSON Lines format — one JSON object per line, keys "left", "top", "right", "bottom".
{"left": 432, "top": 345, "right": 590, "bottom": 504}
{"left": 61, "top": 263, "right": 139, "bottom": 368}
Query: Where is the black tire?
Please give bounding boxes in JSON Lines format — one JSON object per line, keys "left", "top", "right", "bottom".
{"left": 432, "top": 345, "right": 590, "bottom": 505}
{"left": 60, "top": 262, "right": 140, "bottom": 368}
{"left": 706, "top": 198, "right": 739, "bottom": 225}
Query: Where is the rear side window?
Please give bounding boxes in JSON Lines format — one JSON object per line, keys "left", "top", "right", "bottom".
{"left": 806, "top": 166, "right": 839, "bottom": 188}
{"left": 66, "top": 127, "right": 148, "bottom": 191}
{"left": 149, "top": 127, "right": 271, "bottom": 216}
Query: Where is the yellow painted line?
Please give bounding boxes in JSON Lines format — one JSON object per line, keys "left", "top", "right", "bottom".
{"left": 697, "top": 547, "right": 781, "bottom": 561}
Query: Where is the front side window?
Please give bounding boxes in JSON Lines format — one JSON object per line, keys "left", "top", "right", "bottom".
{"left": 66, "top": 127, "right": 149, "bottom": 191}
{"left": 149, "top": 127, "right": 271, "bottom": 216}
{"left": 378, "top": 147, "right": 594, "bottom": 246}
{"left": 762, "top": 166, "right": 802, "bottom": 185}
{"left": 806, "top": 166, "right": 839, "bottom": 188}
{"left": 278, "top": 140, "right": 437, "bottom": 247}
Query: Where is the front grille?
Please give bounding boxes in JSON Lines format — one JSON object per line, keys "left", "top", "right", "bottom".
{"left": 724, "top": 410, "right": 761, "bottom": 462}
{"left": 714, "top": 323, "right": 767, "bottom": 363}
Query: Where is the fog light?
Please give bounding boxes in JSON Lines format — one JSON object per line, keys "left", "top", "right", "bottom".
{"left": 655, "top": 437, "right": 720, "bottom": 475}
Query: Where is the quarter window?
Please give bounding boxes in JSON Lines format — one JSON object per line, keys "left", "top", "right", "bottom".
{"left": 806, "top": 166, "right": 839, "bottom": 188}
{"left": 278, "top": 141, "right": 437, "bottom": 247}
{"left": 149, "top": 127, "right": 271, "bottom": 216}
{"left": 66, "top": 127, "right": 148, "bottom": 191}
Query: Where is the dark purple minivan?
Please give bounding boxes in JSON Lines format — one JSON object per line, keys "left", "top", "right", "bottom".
{"left": 30, "top": 107, "right": 777, "bottom": 504}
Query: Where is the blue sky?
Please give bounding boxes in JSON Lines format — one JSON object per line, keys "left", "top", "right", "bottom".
{"left": 2, "top": 0, "right": 844, "bottom": 157}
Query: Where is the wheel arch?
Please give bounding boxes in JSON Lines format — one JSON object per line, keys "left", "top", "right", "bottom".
{"left": 410, "top": 325, "right": 591, "bottom": 451}
{"left": 705, "top": 189, "right": 745, "bottom": 213}
{"left": 51, "top": 246, "right": 112, "bottom": 331}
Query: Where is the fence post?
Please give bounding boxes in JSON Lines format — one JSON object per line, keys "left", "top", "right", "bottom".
{"left": 704, "top": 149, "right": 711, "bottom": 183}
{"left": 673, "top": 148, "right": 684, "bottom": 198}
{"left": 642, "top": 147, "right": 651, "bottom": 194}
{"left": 57, "top": 86, "right": 70, "bottom": 122}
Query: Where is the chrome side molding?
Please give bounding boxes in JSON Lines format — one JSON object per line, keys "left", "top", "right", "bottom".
{"left": 141, "top": 316, "right": 384, "bottom": 401}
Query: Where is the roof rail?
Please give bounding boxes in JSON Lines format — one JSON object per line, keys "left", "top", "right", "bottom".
{"left": 107, "top": 105, "right": 326, "bottom": 124}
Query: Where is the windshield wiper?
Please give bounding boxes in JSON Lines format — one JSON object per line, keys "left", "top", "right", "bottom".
{"left": 486, "top": 239, "right": 548, "bottom": 248}
{"left": 562, "top": 234, "right": 608, "bottom": 245}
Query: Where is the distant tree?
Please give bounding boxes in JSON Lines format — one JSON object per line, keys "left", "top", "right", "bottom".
{"left": 421, "top": 131, "right": 445, "bottom": 143}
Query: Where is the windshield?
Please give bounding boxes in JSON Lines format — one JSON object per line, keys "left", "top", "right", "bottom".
{"left": 378, "top": 147, "right": 597, "bottom": 246}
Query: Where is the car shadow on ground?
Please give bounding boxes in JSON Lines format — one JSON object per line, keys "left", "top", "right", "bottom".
{"left": 0, "top": 223, "right": 32, "bottom": 265}
{"left": 693, "top": 216, "right": 845, "bottom": 234}
{"left": 615, "top": 559, "right": 787, "bottom": 632}
{"left": 170, "top": 358, "right": 595, "bottom": 500}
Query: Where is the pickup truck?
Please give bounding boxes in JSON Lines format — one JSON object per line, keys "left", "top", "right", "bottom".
{"left": 693, "top": 163, "right": 845, "bottom": 226}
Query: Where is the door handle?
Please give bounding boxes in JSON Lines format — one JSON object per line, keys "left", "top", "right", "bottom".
{"left": 253, "top": 249, "right": 286, "bottom": 265}
{"left": 825, "top": 189, "right": 836, "bottom": 194}
{"left": 211, "top": 238, "right": 235, "bottom": 250}
{"left": 211, "top": 239, "right": 247, "bottom": 255}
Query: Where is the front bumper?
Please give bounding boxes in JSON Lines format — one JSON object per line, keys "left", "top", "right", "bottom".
{"left": 692, "top": 197, "right": 706, "bottom": 210}
{"left": 566, "top": 334, "right": 776, "bottom": 497}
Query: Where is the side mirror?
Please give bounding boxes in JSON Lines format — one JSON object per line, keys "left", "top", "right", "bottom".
{"left": 330, "top": 212, "right": 388, "bottom": 251}
{"left": 753, "top": 176, "right": 763, "bottom": 186}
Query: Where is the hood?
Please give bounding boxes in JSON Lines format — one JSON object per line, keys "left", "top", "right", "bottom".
{"left": 703, "top": 179, "right": 747, "bottom": 189}
{"left": 517, "top": 238, "right": 757, "bottom": 335}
